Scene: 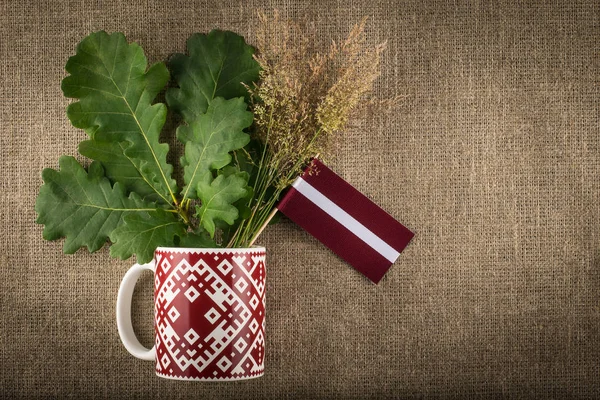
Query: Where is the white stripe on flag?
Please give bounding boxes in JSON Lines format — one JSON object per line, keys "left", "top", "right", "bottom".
{"left": 290, "top": 177, "right": 400, "bottom": 263}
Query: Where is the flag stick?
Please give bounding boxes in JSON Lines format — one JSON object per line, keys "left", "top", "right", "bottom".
{"left": 248, "top": 206, "right": 278, "bottom": 247}
{"left": 248, "top": 155, "right": 320, "bottom": 247}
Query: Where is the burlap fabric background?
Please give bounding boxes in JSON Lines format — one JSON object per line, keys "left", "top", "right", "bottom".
{"left": 1, "top": 0, "right": 598, "bottom": 398}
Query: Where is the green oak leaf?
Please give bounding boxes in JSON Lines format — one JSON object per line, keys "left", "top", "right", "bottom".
{"left": 109, "top": 209, "right": 187, "bottom": 263}
{"left": 78, "top": 140, "right": 164, "bottom": 203}
{"left": 195, "top": 171, "right": 250, "bottom": 238}
{"left": 62, "top": 31, "right": 178, "bottom": 206}
{"left": 178, "top": 97, "right": 253, "bottom": 201}
{"left": 218, "top": 166, "right": 254, "bottom": 219}
{"left": 166, "top": 30, "right": 260, "bottom": 125}
{"left": 35, "top": 156, "right": 162, "bottom": 254}
{"left": 214, "top": 166, "right": 254, "bottom": 245}
{"left": 177, "top": 230, "right": 216, "bottom": 248}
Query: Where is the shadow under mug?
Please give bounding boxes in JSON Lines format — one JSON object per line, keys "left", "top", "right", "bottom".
{"left": 116, "top": 247, "right": 266, "bottom": 381}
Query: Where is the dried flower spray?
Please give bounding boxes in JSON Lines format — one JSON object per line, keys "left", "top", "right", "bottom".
{"left": 227, "top": 11, "right": 387, "bottom": 247}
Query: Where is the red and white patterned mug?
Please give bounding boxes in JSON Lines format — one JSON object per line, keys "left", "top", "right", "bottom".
{"left": 116, "top": 247, "right": 266, "bottom": 381}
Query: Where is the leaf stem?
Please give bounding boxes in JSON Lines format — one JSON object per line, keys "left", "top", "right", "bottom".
{"left": 178, "top": 207, "right": 190, "bottom": 225}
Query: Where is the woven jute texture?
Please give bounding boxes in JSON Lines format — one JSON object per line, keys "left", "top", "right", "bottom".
{"left": 1, "top": 0, "right": 599, "bottom": 398}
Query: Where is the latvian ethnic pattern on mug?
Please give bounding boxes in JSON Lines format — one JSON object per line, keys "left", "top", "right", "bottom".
{"left": 154, "top": 250, "right": 265, "bottom": 380}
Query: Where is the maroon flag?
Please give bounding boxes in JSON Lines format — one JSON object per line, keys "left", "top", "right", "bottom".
{"left": 277, "top": 159, "right": 414, "bottom": 284}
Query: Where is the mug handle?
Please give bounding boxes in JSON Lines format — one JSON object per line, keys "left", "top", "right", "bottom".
{"left": 116, "top": 261, "right": 155, "bottom": 361}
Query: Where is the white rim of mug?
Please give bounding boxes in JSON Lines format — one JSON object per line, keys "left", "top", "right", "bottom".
{"left": 155, "top": 246, "right": 265, "bottom": 253}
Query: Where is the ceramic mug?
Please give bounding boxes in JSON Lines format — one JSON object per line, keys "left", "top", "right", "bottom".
{"left": 116, "top": 247, "right": 266, "bottom": 381}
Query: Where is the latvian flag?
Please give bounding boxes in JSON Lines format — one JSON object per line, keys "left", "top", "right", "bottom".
{"left": 277, "top": 159, "right": 414, "bottom": 284}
